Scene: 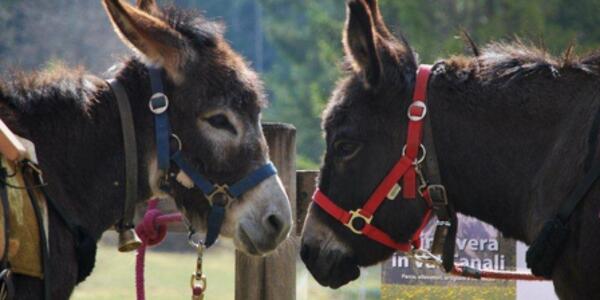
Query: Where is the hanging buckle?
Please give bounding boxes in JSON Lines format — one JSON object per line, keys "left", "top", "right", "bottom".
{"left": 407, "top": 101, "right": 427, "bottom": 121}
{"left": 190, "top": 244, "right": 207, "bottom": 300}
{"left": 206, "top": 184, "right": 231, "bottom": 207}
{"left": 427, "top": 185, "right": 449, "bottom": 207}
{"left": 345, "top": 209, "right": 373, "bottom": 235}
{"left": 149, "top": 93, "right": 169, "bottom": 114}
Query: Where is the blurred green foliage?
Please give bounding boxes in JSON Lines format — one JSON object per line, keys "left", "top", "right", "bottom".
{"left": 257, "top": 0, "right": 600, "bottom": 168}
{"left": 0, "top": 0, "right": 599, "bottom": 168}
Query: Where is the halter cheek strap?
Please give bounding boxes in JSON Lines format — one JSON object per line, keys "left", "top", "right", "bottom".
{"left": 312, "top": 65, "right": 433, "bottom": 252}
{"left": 148, "top": 67, "right": 277, "bottom": 248}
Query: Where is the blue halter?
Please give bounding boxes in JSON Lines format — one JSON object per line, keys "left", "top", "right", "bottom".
{"left": 147, "top": 67, "right": 277, "bottom": 247}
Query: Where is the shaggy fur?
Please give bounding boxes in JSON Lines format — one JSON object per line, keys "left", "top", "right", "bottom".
{"left": 301, "top": 0, "right": 600, "bottom": 297}
{"left": 0, "top": 2, "right": 272, "bottom": 298}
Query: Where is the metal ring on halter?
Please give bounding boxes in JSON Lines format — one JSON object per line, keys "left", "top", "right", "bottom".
{"left": 170, "top": 134, "right": 183, "bottom": 152}
{"left": 407, "top": 101, "right": 427, "bottom": 121}
{"left": 402, "top": 144, "right": 427, "bottom": 165}
{"left": 344, "top": 209, "right": 373, "bottom": 235}
{"left": 148, "top": 93, "right": 169, "bottom": 114}
{"left": 188, "top": 231, "right": 205, "bottom": 249}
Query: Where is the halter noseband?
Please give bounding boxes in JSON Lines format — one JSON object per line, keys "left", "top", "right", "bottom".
{"left": 110, "top": 67, "right": 277, "bottom": 250}
{"left": 312, "top": 65, "right": 434, "bottom": 252}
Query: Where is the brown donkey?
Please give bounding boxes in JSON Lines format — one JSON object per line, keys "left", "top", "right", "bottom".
{"left": 0, "top": 0, "right": 291, "bottom": 298}
{"left": 300, "top": 0, "right": 600, "bottom": 298}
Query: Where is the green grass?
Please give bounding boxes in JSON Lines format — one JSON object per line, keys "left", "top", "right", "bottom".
{"left": 381, "top": 284, "right": 515, "bottom": 300}
{"left": 73, "top": 232, "right": 381, "bottom": 300}
{"left": 72, "top": 234, "right": 235, "bottom": 300}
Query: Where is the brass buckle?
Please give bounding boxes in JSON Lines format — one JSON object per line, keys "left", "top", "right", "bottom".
{"left": 427, "top": 185, "right": 448, "bottom": 206}
{"left": 206, "top": 184, "right": 231, "bottom": 206}
{"left": 190, "top": 244, "right": 207, "bottom": 300}
{"left": 345, "top": 209, "right": 373, "bottom": 235}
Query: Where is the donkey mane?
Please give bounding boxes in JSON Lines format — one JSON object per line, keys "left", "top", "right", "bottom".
{"left": 444, "top": 40, "right": 600, "bottom": 86}
{"left": 0, "top": 64, "right": 103, "bottom": 118}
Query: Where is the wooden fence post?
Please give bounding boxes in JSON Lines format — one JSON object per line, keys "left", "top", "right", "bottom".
{"left": 295, "top": 171, "right": 318, "bottom": 235}
{"left": 235, "top": 123, "right": 297, "bottom": 300}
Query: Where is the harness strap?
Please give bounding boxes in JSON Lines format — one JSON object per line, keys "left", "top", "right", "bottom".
{"left": 313, "top": 191, "right": 419, "bottom": 251}
{"left": 362, "top": 157, "right": 413, "bottom": 216}
{"left": 402, "top": 67, "right": 431, "bottom": 199}
{"left": 0, "top": 169, "right": 9, "bottom": 268}
{"left": 107, "top": 79, "right": 139, "bottom": 231}
{"left": 148, "top": 68, "right": 171, "bottom": 178}
{"left": 171, "top": 152, "right": 215, "bottom": 196}
{"left": 172, "top": 151, "right": 278, "bottom": 247}
{"left": 204, "top": 205, "right": 225, "bottom": 248}
{"left": 228, "top": 163, "right": 277, "bottom": 198}
{"left": 312, "top": 65, "right": 434, "bottom": 252}
{"left": 21, "top": 166, "right": 51, "bottom": 300}
{"left": 527, "top": 103, "right": 600, "bottom": 278}
{"left": 420, "top": 85, "right": 458, "bottom": 272}
{"left": 37, "top": 175, "right": 97, "bottom": 283}
{"left": 0, "top": 168, "right": 13, "bottom": 300}
{"left": 558, "top": 152, "right": 600, "bottom": 223}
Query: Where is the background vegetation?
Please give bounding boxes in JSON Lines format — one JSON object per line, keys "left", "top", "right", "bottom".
{"left": 2, "top": 0, "right": 600, "bottom": 168}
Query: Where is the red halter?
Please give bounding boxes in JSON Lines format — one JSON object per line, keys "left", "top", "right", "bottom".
{"left": 313, "top": 65, "right": 433, "bottom": 252}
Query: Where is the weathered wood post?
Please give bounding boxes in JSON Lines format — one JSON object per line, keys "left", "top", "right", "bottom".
{"left": 295, "top": 171, "right": 318, "bottom": 235}
{"left": 235, "top": 123, "right": 297, "bottom": 300}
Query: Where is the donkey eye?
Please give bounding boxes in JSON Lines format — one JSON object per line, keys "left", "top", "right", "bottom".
{"left": 206, "top": 114, "right": 237, "bottom": 134}
{"left": 333, "top": 140, "right": 361, "bottom": 158}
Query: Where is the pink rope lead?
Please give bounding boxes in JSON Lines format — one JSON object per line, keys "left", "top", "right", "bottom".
{"left": 136, "top": 243, "right": 147, "bottom": 300}
{"left": 135, "top": 198, "right": 184, "bottom": 300}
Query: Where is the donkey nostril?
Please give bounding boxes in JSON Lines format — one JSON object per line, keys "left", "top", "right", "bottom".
{"left": 265, "top": 214, "right": 284, "bottom": 233}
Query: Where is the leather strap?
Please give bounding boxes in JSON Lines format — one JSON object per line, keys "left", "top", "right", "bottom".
{"left": 421, "top": 97, "right": 457, "bottom": 272}
{"left": 22, "top": 165, "right": 51, "bottom": 300}
{"left": 558, "top": 105, "right": 600, "bottom": 223}
{"left": 107, "top": 79, "right": 139, "bottom": 230}
{"left": 0, "top": 168, "right": 9, "bottom": 269}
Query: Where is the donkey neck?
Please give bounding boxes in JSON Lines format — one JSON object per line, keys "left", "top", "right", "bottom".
{"left": 427, "top": 67, "right": 600, "bottom": 242}
{"left": 2, "top": 60, "right": 159, "bottom": 237}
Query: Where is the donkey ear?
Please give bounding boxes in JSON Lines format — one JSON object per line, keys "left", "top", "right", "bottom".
{"left": 103, "top": 0, "right": 187, "bottom": 82}
{"left": 344, "top": 0, "right": 382, "bottom": 88}
{"left": 363, "top": 0, "right": 392, "bottom": 39}
{"left": 136, "top": 0, "right": 160, "bottom": 15}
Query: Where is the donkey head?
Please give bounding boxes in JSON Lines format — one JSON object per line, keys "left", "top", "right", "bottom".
{"left": 300, "top": 0, "right": 430, "bottom": 287}
{"left": 103, "top": 0, "right": 292, "bottom": 255}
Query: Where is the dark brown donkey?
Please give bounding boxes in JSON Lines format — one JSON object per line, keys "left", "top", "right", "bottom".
{"left": 300, "top": 0, "right": 600, "bottom": 298}
{"left": 0, "top": 0, "right": 291, "bottom": 298}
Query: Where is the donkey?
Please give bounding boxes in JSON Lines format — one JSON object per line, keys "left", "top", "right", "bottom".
{"left": 0, "top": 0, "right": 292, "bottom": 298}
{"left": 300, "top": 0, "right": 600, "bottom": 298}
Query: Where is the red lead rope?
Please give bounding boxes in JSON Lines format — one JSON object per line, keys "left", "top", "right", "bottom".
{"left": 312, "top": 65, "right": 547, "bottom": 282}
